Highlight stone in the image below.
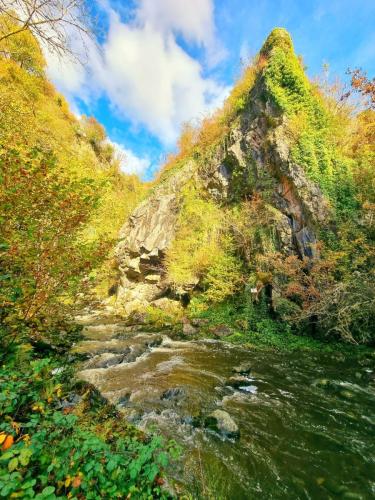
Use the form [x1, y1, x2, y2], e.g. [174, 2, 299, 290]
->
[117, 393, 131, 407]
[145, 274, 161, 283]
[211, 324, 233, 337]
[161, 387, 185, 401]
[59, 393, 82, 410]
[84, 351, 131, 369]
[182, 322, 197, 335]
[51, 367, 65, 375]
[190, 318, 210, 327]
[204, 410, 239, 438]
[227, 376, 251, 388]
[233, 361, 252, 374]
[126, 311, 147, 325]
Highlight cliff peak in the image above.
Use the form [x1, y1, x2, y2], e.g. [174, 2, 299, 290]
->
[260, 27, 294, 57]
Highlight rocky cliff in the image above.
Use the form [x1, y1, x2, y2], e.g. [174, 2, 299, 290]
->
[115, 28, 330, 315]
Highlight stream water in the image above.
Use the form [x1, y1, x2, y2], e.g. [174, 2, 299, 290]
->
[74, 313, 375, 499]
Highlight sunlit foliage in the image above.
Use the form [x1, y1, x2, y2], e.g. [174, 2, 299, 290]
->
[0, 17, 144, 325]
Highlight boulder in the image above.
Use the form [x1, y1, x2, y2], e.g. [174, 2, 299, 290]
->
[227, 375, 251, 388]
[204, 409, 239, 438]
[117, 393, 131, 407]
[233, 361, 252, 374]
[182, 322, 197, 335]
[161, 387, 185, 401]
[190, 318, 210, 327]
[210, 324, 233, 338]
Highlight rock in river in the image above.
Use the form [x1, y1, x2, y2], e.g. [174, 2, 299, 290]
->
[227, 375, 252, 388]
[233, 361, 252, 374]
[205, 410, 239, 439]
[161, 387, 185, 401]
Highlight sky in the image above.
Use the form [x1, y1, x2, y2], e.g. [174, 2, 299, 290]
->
[45, 0, 375, 179]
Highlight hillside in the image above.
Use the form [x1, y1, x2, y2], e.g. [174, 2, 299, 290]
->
[0, 14, 146, 323]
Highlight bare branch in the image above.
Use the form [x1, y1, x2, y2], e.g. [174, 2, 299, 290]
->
[0, 0, 94, 63]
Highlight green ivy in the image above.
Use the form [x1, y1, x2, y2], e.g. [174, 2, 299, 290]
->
[262, 28, 358, 218]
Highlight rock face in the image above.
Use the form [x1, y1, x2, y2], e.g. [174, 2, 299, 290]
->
[115, 30, 330, 315]
[226, 112, 329, 258]
[115, 165, 193, 313]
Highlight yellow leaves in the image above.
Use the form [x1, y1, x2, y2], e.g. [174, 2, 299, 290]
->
[43, 383, 63, 404]
[166, 185, 224, 286]
[10, 421, 20, 435]
[22, 434, 31, 445]
[32, 402, 45, 414]
[8, 457, 18, 472]
[256, 271, 273, 285]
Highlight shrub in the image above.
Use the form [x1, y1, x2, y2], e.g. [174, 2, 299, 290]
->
[165, 185, 223, 286]
[202, 249, 243, 303]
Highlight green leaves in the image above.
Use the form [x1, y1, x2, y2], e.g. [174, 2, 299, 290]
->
[19, 448, 32, 467]
[0, 349, 172, 499]
[35, 486, 55, 499]
[8, 457, 18, 472]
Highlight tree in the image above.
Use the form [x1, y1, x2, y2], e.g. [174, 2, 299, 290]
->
[0, 0, 92, 61]
[0, 12, 45, 72]
[341, 68, 375, 110]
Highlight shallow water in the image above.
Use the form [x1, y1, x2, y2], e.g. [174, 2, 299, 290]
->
[75, 316, 375, 499]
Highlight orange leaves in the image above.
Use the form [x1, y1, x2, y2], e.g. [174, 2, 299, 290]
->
[65, 473, 83, 489]
[154, 476, 165, 486]
[349, 69, 375, 109]
[63, 407, 75, 415]
[0, 433, 14, 451]
[72, 476, 82, 488]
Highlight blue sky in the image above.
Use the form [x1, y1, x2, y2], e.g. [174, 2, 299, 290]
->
[45, 0, 375, 179]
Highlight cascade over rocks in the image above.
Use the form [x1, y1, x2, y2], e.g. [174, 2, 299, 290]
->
[115, 29, 330, 314]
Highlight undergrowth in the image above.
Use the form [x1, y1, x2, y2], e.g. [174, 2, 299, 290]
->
[0, 326, 179, 499]
[186, 294, 372, 354]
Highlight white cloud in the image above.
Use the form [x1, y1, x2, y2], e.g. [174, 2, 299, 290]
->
[108, 140, 151, 176]
[135, 0, 227, 67]
[45, 51, 86, 95]
[136, 0, 215, 48]
[44, 0, 229, 145]
[96, 15, 228, 143]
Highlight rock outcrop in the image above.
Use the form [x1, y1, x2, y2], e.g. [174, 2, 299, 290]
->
[115, 164, 193, 313]
[115, 29, 330, 314]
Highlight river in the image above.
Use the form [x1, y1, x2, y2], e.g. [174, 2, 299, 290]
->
[74, 312, 375, 499]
